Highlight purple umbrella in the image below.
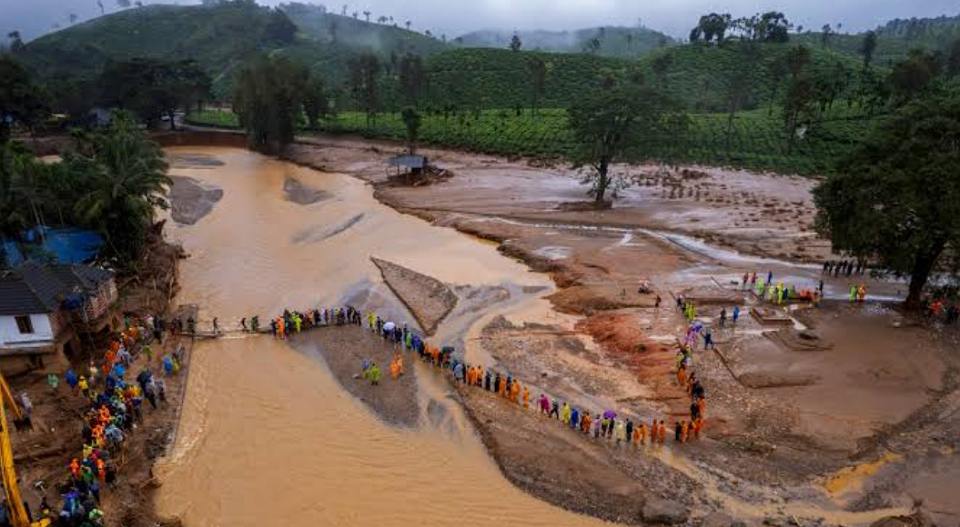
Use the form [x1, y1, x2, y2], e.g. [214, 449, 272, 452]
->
[603, 410, 617, 419]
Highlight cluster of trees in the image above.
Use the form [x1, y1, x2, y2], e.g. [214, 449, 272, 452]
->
[1, 55, 174, 268]
[1, 53, 213, 136]
[232, 56, 329, 153]
[689, 11, 791, 45]
[99, 58, 212, 129]
[0, 115, 170, 268]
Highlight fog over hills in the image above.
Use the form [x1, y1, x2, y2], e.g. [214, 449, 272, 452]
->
[3, 0, 958, 44]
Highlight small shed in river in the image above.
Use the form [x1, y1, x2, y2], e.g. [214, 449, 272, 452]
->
[387, 154, 428, 177]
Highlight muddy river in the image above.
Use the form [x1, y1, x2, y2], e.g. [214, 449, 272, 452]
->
[153, 147, 604, 526]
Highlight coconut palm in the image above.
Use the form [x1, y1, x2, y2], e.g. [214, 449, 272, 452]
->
[69, 112, 170, 265]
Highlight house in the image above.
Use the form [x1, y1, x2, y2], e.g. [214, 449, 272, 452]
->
[0, 262, 118, 374]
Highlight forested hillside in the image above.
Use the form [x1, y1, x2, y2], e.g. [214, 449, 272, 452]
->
[455, 26, 672, 58]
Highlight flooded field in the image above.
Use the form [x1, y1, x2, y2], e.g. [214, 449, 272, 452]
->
[153, 147, 600, 526]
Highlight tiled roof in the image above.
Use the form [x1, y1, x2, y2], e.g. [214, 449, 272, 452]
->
[0, 262, 114, 316]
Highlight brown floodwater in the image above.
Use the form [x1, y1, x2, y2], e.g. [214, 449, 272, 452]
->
[152, 147, 603, 526]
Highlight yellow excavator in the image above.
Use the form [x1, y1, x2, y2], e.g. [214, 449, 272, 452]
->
[0, 372, 51, 527]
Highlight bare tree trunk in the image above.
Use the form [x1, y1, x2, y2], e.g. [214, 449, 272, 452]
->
[595, 159, 610, 203]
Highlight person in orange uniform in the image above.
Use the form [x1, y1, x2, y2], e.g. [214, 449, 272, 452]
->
[522, 386, 530, 408]
[510, 379, 520, 403]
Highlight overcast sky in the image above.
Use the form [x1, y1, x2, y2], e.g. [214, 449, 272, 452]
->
[3, 0, 958, 43]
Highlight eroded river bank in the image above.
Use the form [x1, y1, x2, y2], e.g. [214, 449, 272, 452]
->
[154, 142, 959, 527]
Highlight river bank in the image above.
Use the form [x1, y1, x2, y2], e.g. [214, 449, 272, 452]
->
[147, 136, 959, 526]
[7, 226, 192, 527]
[275, 133, 959, 525]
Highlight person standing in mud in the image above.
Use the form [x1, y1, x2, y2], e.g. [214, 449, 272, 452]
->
[719, 308, 727, 327]
[484, 371, 492, 391]
[625, 419, 634, 444]
[550, 399, 560, 419]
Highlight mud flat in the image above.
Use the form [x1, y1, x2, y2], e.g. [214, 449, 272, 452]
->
[289, 326, 419, 427]
[168, 175, 224, 225]
[452, 380, 699, 525]
[372, 257, 458, 335]
[283, 176, 331, 205]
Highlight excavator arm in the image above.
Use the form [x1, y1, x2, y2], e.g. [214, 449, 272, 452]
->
[0, 372, 49, 527]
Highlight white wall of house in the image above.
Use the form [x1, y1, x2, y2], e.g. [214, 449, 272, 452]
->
[0, 313, 55, 348]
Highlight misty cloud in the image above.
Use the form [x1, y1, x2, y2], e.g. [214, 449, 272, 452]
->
[2, 0, 957, 43]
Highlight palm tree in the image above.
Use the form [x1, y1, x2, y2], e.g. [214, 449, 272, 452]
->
[0, 144, 31, 236]
[70, 113, 170, 265]
[363, 10, 370, 22]
[405, 20, 411, 30]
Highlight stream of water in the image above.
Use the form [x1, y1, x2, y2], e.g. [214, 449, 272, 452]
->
[152, 147, 603, 526]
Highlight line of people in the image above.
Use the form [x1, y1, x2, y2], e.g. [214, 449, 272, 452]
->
[823, 259, 868, 278]
[358, 307, 710, 449]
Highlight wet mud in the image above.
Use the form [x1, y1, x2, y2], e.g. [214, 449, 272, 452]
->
[156, 140, 960, 526]
[371, 257, 457, 335]
[168, 175, 224, 225]
[283, 176, 331, 205]
[289, 326, 420, 427]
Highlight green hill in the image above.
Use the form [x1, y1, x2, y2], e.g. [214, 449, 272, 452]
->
[792, 13, 960, 66]
[19, 2, 281, 83]
[455, 26, 673, 58]
[420, 48, 635, 110]
[281, 3, 448, 57]
[17, 1, 449, 98]
[636, 42, 870, 112]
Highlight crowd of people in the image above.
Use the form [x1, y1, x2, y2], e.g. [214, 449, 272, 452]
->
[290, 304, 713, 450]
[34, 315, 186, 527]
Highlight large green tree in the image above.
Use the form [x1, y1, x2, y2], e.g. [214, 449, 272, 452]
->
[814, 88, 960, 309]
[347, 53, 381, 127]
[302, 74, 328, 131]
[567, 83, 681, 203]
[99, 58, 211, 129]
[232, 56, 308, 153]
[0, 56, 48, 143]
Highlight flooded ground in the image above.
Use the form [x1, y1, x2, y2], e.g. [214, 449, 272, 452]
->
[153, 147, 601, 526]
[155, 141, 959, 526]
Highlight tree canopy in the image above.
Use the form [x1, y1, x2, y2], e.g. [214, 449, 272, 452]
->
[232, 55, 308, 153]
[98, 58, 211, 129]
[814, 87, 960, 308]
[0, 55, 49, 143]
[567, 82, 683, 203]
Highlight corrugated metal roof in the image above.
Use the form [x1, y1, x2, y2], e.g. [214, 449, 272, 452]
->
[387, 155, 427, 169]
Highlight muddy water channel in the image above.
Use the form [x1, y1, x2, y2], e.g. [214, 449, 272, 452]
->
[153, 147, 603, 526]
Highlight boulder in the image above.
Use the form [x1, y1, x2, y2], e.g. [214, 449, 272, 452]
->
[642, 498, 688, 525]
